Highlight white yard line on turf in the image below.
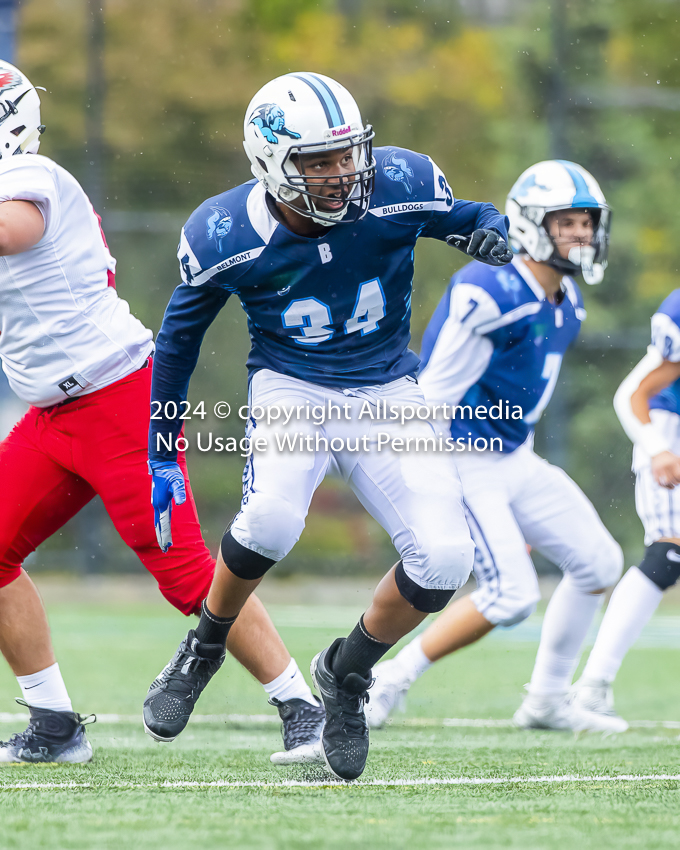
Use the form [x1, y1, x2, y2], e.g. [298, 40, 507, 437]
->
[1, 712, 679, 729]
[2, 774, 680, 791]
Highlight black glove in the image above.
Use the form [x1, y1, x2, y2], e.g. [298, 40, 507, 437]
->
[446, 230, 513, 266]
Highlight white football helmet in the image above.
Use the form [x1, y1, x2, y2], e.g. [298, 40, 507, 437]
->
[243, 72, 375, 227]
[0, 61, 44, 159]
[506, 160, 610, 284]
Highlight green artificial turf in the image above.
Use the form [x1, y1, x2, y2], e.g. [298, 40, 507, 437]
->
[1, 593, 679, 849]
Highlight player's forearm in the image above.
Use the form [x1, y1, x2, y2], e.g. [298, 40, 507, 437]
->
[148, 342, 200, 463]
[613, 347, 670, 456]
[450, 200, 509, 242]
[630, 386, 652, 425]
[148, 283, 228, 462]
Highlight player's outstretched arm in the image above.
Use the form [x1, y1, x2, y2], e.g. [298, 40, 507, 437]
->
[148, 283, 230, 551]
[0, 199, 45, 255]
[422, 188, 512, 266]
[614, 347, 680, 489]
[445, 200, 511, 265]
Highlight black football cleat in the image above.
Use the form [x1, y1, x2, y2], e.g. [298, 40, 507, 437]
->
[269, 696, 325, 765]
[143, 630, 225, 742]
[0, 699, 95, 764]
[311, 639, 372, 781]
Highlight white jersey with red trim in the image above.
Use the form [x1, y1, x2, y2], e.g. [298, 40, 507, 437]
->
[0, 154, 153, 407]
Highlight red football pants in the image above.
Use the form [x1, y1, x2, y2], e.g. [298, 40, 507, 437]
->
[0, 362, 214, 614]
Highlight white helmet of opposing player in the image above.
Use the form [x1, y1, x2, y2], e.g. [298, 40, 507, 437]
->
[0, 61, 44, 159]
[506, 160, 610, 284]
[243, 72, 375, 227]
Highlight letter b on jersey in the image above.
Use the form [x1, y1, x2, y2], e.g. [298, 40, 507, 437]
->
[318, 243, 332, 264]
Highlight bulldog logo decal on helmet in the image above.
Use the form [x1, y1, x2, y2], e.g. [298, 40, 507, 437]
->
[206, 206, 233, 253]
[383, 151, 414, 195]
[248, 104, 301, 145]
[515, 172, 550, 199]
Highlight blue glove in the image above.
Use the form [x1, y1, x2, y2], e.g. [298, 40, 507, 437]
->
[447, 230, 513, 266]
[149, 461, 186, 553]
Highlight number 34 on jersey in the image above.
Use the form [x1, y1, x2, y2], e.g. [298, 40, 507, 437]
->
[282, 278, 386, 345]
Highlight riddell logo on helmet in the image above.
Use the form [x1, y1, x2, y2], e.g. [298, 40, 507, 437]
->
[323, 123, 358, 141]
[0, 69, 21, 94]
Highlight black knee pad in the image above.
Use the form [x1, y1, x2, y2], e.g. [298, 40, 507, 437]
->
[638, 541, 680, 590]
[220, 530, 276, 580]
[395, 561, 456, 613]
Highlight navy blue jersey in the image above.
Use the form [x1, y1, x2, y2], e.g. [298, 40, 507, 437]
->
[419, 258, 585, 452]
[150, 146, 507, 461]
[649, 289, 680, 415]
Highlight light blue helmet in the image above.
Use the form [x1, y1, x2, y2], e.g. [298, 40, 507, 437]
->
[506, 160, 610, 284]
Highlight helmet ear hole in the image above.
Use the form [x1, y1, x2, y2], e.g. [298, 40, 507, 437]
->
[255, 156, 268, 174]
[10, 125, 25, 136]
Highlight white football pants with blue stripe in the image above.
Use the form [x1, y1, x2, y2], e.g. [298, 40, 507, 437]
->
[230, 369, 475, 592]
[460, 442, 623, 626]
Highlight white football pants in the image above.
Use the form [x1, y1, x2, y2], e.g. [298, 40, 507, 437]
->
[230, 370, 475, 591]
[459, 442, 623, 626]
[634, 409, 680, 545]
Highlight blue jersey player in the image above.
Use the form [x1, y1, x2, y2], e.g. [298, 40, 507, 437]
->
[572, 289, 680, 727]
[367, 161, 627, 734]
[141, 72, 512, 780]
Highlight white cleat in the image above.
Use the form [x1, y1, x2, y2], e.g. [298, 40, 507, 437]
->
[268, 697, 325, 766]
[270, 741, 323, 765]
[364, 658, 415, 730]
[572, 677, 629, 733]
[514, 691, 628, 734]
[513, 693, 575, 731]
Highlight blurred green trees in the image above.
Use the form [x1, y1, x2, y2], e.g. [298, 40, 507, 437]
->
[16, 0, 680, 572]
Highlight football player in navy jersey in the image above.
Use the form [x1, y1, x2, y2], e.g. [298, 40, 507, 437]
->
[367, 161, 627, 734]
[571, 291, 680, 726]
[142, 71, 512, 780]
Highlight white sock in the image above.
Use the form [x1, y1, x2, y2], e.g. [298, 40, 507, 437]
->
[582, 566, 664, 684]
[16, 662, 73, 712]
[394, 635, 433, 682]
[263, 658, 316, 706]
[528, 574, 604, 698]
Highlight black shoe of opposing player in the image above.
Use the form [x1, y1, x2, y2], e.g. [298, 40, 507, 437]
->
[269, 696, 325, 765]
[311, 639, 372, 781]
[0, 698, 95, 764]
[143, 629, 225, 742]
